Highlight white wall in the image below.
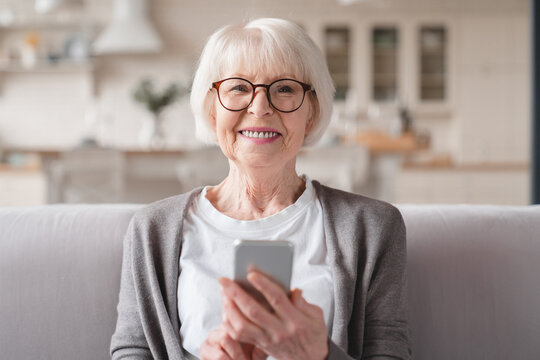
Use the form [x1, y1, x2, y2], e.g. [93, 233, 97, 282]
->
[0, 0, 531, 165]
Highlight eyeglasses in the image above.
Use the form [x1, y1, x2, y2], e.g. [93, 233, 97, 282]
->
[211, 77, 313, 113]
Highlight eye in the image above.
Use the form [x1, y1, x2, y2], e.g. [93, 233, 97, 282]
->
[272, 80, 301, 96]
[277, 86, 294, 93]
[221, 79, 252, 94]
[229, 84, 250, 93]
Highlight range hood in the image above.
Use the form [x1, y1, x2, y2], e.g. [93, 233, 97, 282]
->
[35, 0, 83, 13]
[93, 0, 162, 54]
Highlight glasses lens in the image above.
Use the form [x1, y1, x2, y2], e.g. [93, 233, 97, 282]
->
[269, 80, 305, 112]
[218, 78, 253, 111]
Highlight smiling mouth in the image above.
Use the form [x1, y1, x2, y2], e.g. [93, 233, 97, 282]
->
[239, 130, 281, 138]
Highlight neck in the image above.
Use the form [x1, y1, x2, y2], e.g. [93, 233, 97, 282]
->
[206, 159, 306, 220]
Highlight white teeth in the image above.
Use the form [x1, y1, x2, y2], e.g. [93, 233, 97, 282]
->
[241, 131, 278, 138]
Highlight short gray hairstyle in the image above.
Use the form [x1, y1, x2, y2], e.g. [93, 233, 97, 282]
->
[190, 18, 335, 146]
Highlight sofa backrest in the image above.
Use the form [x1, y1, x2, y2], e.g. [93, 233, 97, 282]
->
[0, 204, 141, 360]
[1, 204, 539, 359]
[398, 204, 540, 360]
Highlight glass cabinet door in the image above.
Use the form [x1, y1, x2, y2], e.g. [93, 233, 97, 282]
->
[419, 26, 446, 101]
[325, 27, 350, 100]
[372, 27, 398, 102]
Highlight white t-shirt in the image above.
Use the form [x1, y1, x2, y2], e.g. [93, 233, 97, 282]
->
[177, 177, 334, 359]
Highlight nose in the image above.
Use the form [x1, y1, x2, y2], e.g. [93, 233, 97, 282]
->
[247, 87, 273, 117]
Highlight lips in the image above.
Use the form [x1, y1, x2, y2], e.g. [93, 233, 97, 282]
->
[238, 127, 282, 139]
[239, 130, 280, 138]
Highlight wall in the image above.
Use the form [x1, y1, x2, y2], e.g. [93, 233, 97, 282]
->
[0, 0, 531, 165]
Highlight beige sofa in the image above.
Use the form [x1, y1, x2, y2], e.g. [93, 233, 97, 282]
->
[1, 202, 539, 359]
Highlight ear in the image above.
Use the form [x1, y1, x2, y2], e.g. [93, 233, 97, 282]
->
[304, 96, 318, 135]
[305, 115, 314, 135]
[209, 104, 217, 131]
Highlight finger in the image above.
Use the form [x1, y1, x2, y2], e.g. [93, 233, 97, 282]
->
[222, 294, 270, 345]
[247, 271, 297, 319]
[251, 345, 268, 360]
[291, 288, 325, 320]
[200, 337, 233, 360]
[207, 328, 224, 344]
[219, 278, 281, 330]
[291, 289, 310, 311]
[218, 332, 248, 360]
[208, 345, 233, 360]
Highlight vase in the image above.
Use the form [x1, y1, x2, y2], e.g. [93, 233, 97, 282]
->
[138, 113, 166, 150]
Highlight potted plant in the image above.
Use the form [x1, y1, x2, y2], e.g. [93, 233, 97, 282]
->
[132, 78, 184, 150]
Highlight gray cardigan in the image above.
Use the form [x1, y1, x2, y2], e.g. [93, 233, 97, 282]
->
[110, 181, 411, 359]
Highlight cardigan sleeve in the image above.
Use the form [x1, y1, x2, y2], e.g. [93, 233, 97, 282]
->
[325, 200, 411, 360]
[110, 218, 153, 359]
[359, 206, 411, 359]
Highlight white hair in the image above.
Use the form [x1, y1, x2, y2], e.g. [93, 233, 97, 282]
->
[190, 18, 335, 146]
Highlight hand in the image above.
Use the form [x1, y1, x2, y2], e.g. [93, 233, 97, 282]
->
[200, 319, 268, 360]
[219, 272, 328, 360]
[200, 326, 251, 360]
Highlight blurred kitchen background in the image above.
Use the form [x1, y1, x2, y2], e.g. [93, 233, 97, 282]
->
[0, 0, 531, 206]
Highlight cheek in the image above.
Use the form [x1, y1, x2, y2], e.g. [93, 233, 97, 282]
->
[214, 108, 235, 133]
[214, 112, 240, 159]
[281, 116, 309, 150]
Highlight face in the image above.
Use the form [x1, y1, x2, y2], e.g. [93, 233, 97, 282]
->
[210, 70, 314, 173]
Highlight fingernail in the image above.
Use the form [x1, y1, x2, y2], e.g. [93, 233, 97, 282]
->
[247, 271, 260, 281]
[219, 277, 231, 288]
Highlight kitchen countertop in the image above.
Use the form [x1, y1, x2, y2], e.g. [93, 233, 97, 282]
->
[3, 148, 187, 157]
[340, 130, 429, 154]
[0, 163, 42, 173]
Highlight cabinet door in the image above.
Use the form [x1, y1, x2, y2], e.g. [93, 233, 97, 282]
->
[372, 27, 399, 102]
[419, 26, 447, 101]
[0, 172, 46, 206]
[325, 27, 350, 100]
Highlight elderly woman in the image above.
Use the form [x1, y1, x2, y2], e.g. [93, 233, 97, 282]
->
[110, 18, 410, 360]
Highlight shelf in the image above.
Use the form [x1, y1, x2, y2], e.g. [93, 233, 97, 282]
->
[0, 58, 96, 96]
[420, 48, 444, 55]
[0, 15, 94, 31]
[374, 48, 398, 54]
[373, 73, 397, 83]
[0, 59, 94, 73]
[420, 73, 445, 81]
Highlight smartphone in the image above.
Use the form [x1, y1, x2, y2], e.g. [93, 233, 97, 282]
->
[233, 239, 294, 307]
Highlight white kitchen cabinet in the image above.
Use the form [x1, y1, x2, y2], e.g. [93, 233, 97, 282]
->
[0, 171, 46, 206]
[394, 166, 530, 205]
[323, 18, 453, 115]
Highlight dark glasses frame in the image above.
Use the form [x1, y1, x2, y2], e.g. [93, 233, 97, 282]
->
[211, 77, 314, 113]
